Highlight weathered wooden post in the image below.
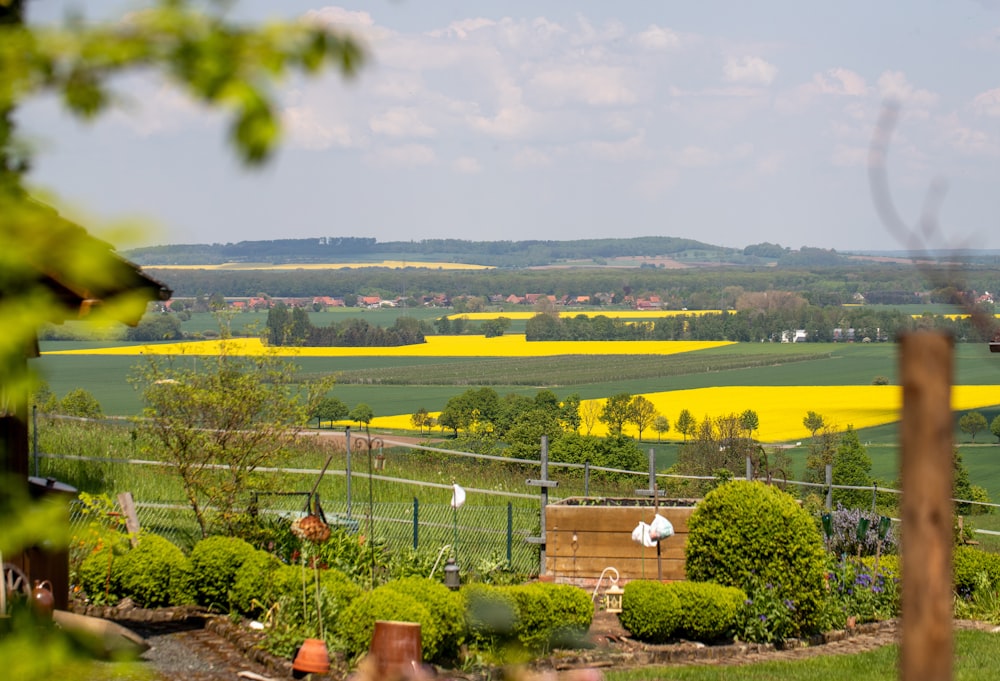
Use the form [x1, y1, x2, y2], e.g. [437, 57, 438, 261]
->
[899, 332, 953, 681]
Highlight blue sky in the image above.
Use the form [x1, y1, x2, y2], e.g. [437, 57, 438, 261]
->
[20, 1, 1000, 251]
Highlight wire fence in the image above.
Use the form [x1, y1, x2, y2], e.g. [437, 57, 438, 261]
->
[42, 415, 1000, 579]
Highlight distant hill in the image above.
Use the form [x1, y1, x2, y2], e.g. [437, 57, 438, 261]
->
[123, 236, 844, 268]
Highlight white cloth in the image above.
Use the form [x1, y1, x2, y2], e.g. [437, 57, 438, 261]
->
[450, 483, 466, 509]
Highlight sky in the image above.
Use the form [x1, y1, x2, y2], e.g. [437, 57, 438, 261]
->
[19, 1, 1000, 252]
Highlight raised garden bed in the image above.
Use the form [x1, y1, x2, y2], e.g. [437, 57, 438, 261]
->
[545, 497, 699, 588]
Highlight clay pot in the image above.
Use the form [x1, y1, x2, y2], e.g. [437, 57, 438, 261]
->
[31, 580, 54, 620]
[293, 637, 331, 674]
[370, 620, 422, 678]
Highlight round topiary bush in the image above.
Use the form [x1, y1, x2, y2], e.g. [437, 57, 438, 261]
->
[385, 577, 465, 661]
[231, 549, 283, 616]
[507, 582, 593, 652]
[670, 581, 745, 642]
[78, 540, 127, 605]
[684, 480, 828, 635]
[334, 585, 437, 662]
[461, 583, 519, 653]
[188, 535, 257, 611]
[271, 563, 363, 622]
[115, 533, 194, 608]
[618, 580, 680, 643]
[953, 545, 1000, 598]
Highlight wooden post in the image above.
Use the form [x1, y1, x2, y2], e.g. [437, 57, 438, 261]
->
[899, 332, 953, 681]
[117, 492, 141, 547]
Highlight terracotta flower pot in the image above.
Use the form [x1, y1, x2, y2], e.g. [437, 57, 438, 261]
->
[369, 620, 422, 678]
[293, 637, 331, 674]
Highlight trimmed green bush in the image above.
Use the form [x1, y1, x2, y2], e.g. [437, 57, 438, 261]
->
[685, 480, 828, 636]
[461, 583, 519, 652]
[507, 582, 593, 652]
[78, 540, 128, 605]
[231, 549, 283, 616]
[954, 545, 1000, 598]
[671, 581, 745, 642]
[618, 580, 681, 643]
[385, 577, 465, 660]
[115, 533, 193, 608]
[188, 535, 257, 611]
[335, 586, 438, 662]
[272, 564, 362, 616]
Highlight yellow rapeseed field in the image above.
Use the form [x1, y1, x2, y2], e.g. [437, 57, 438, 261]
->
[44, 336, 733, 358]
[150, 261, 491, 271]
[368, 385, 1000, 444]
[49, 338, 1000, 444]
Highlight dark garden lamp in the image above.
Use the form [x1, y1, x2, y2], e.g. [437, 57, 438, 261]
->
[877, 516, 892, 541]
[821, 513, 833, 540]
[444, 557, 460, 591]
[856, 517, 871, 542]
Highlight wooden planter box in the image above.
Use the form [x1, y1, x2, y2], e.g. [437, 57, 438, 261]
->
[544, 497, 698, 588]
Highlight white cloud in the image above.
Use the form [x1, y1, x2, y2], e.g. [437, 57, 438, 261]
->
[583, 133, 649, 162]
[512, 147, 553, 168]
[282, 106, 357, 150]
[972, 88, 1000, 116]
[808, 68, 869, 96]
[634, 24, 683, 51]
[528, 65, 636, 106]
[369, 107, 435, 138]
[877, 71, 938, 108]
[946, 122, 1000, 156]
[429, 18, 496, 40]
[830, 144, 868, 167]
[452, 156, 483, 174]
[676, 145, 720, 168]
[366, 143, 436, 167]
[723, 56, 777, 86]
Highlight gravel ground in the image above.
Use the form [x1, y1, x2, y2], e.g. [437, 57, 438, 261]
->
[87, 620, 280, 681]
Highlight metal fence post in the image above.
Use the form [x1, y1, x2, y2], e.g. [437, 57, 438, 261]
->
[746, 455, 753, 481]
[507, 502, 513, 565]
[413, 497, 419, 550]
[584, 460, 590, 497]
[345, 426, 352, 519]
[825, 463, 833, 510]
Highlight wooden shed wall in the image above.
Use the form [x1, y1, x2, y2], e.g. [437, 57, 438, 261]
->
[544, 502, 696, 588]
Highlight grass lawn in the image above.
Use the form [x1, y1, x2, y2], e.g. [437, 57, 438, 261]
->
[606, 628, 998, 680]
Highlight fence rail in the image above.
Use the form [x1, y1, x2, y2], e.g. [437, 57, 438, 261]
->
[47, 431, 1000, 578]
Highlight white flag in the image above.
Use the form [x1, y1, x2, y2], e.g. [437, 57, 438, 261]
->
[450, 483, 466, 509]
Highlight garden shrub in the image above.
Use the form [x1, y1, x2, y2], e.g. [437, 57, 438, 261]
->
[271, 564, 362, 627]
[953, 545, 1000, 598]
[78, 542, 126, 605]
[385, 577, 465, 660]
[733, 572, 799, 643]
[618, 580, 680, 643]
[461, 583, 519, 653]
[115, 533, 194, 608]
[685, 480, 828, 636]
[231, 549, 283, 616]
[188, 535, 257, 611]
[507, 582, 593, 652]
[334, 586, 439, 662]
[670, 581, 745, 642]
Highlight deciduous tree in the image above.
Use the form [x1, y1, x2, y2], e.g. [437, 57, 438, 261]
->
[676, 409, 696, 442]
[599, 392, 633, 436]
[627, 395, 658, 441]
[130, 343, 332, 536]
[959, 411, 988, 443]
